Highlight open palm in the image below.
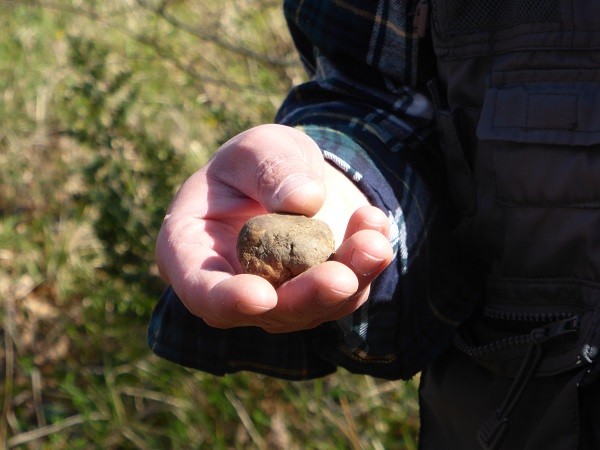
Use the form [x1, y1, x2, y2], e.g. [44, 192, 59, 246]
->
[156, 125, 393, 333]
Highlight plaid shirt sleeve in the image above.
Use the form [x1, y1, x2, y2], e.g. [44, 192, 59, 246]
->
[148, 0, 480, 380]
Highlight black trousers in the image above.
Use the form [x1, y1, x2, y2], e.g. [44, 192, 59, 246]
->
[419, 346, 600, 450]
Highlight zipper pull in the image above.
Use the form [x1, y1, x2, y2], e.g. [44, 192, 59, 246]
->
[413, 0, 429, 38]
[530, 315, 580, 344]
[580, 344, 599, 364]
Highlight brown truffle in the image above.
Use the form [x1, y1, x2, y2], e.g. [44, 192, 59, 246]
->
[236, 213, 335, 287]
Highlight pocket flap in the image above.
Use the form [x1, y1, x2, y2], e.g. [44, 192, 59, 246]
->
[477, 82, 600, 146]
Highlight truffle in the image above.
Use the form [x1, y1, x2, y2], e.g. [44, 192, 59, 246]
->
[237, 213, 335, 287]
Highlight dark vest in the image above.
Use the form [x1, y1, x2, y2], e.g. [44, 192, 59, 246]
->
[430, 0, 600, 375]
[420, 2, 600, 448]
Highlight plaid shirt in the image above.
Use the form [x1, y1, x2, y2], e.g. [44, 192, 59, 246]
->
[148, 0, 480, 380]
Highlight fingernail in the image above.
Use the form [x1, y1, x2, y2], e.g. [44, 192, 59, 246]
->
[361, 218, 387, 234]
[275, 174, 318, 204]
[351, 249, 385, 276]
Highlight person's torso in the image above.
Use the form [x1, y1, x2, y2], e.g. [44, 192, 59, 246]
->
[428, 0, 600, 375]
[420, 2, 600, 448]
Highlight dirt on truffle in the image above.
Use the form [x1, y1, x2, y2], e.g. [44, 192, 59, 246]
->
[236, 213, 335, 287]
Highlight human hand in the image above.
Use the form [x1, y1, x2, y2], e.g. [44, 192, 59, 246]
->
[155, 124, 393, 333]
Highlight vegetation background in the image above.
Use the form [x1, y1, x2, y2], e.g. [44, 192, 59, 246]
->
[0, 1, 420, 448]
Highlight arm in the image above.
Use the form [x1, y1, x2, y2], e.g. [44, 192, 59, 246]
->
[150, 0, 476, 380]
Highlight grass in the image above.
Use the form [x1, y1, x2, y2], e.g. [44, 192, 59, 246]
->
[0, 1, 420, 448]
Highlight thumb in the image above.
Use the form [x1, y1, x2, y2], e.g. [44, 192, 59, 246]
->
[208, 124, 326, 215]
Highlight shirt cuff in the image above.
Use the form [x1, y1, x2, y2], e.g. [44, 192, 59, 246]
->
[148, 286, 336, 380]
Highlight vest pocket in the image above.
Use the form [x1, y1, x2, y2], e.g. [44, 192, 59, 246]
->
[477, 81, 600, 208]
[456, 277, 600, 377]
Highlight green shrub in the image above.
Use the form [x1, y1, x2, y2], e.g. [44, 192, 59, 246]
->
[59, 35, 186, 317]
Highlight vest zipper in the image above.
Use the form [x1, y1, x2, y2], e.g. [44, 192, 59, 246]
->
[454, 310, 579, 359]
[483, 306, 576, 323]
[476, 316, 581, 450]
